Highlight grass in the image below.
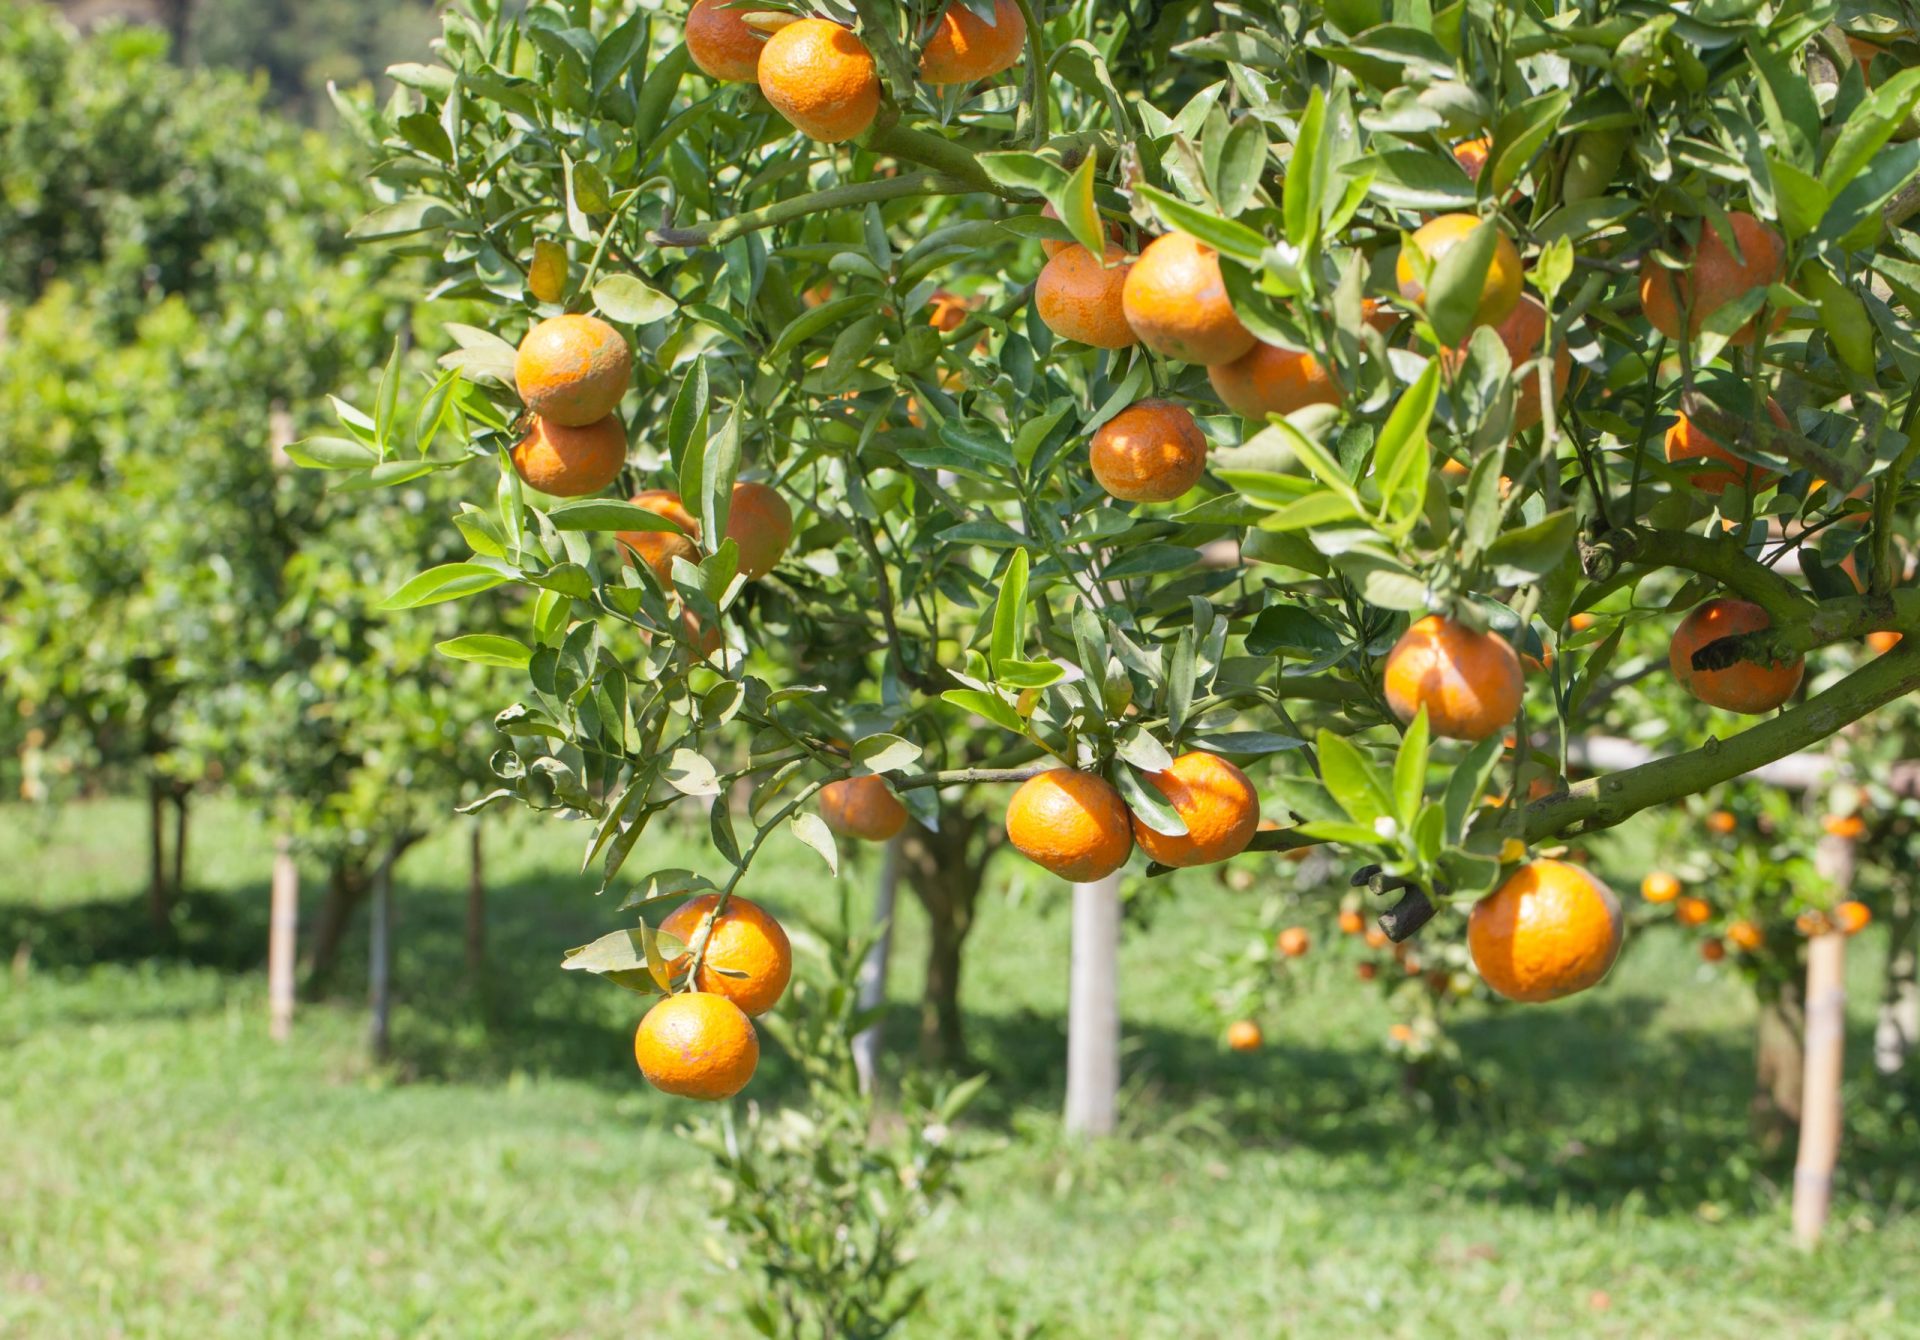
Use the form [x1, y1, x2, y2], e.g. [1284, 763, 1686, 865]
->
[2, 796, 1917, 1338]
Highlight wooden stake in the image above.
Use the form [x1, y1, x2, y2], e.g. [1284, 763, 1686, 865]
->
[1794, 833, 1853, 1249]
[853, 834, 902, 1095]
[268, 836, 298, 1043]
[368, 849, 394, 1062]
[1065, 871, 1122, 1138]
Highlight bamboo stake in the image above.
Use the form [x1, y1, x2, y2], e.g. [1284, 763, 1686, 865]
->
[1794, 833, 1853, 1249]
[1064, 871, 1122, 1137]
[852, 834, 902, 1096]
[268, 836, 298, 1042]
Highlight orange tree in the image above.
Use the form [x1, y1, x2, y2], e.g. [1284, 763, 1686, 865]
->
[314, 0, 1920, 1106]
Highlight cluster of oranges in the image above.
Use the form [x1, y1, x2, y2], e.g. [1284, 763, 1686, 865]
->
[1640, 864, 1873, 964]
[633, 893, 793, 1099]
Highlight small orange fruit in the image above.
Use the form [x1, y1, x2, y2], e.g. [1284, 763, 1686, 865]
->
[516, 314, 633, 426]
[1277, 927, 1310, 958]
[1665, 399, 1790, 494]
[926, 289, 972, 332]
[1726, 918, 1765, 952]
[512, 414, 627, 497]
[1467, 858, 1623, 1002]
[1868, 630, 1903, 654]
[1121, 232, 1256, 365]
[1382, 614, 1525, 742]
[1364, 927, 1390, 950]
[918, 0, 1026, 84]
[1357, 961, 1379, 981]
[617, 489, 701, 580]
[1036, 242, 1138, 349]
[1388, 1022, 1415, 1044]
[1639, 211, 1783, 347]
[1836, 900, 1872, 934]
[1706, 810, 1737, 835]
[1089, 399, 1208, 502]
[1822, 813, 1867, 841]
[1005, 769, 1134, 882]
[1226, 1019, 1263, 1051]
[660, 894, 793, 1016]
[1442, 295, 1570, 433]
[1569, 611, 1597, 633]
[1675, 895, 1712, 927]
[1670, 599, 1803, 714]
[1338, 909, 1365, 935]
[1130, 752, 1260, 868]
[1796, 908, 1833, 937]
[634, 991, 760, 1099]
[1700, 938, 1726, 963]
[758, 18, 879, 143]
[1453, 137, 1492, 181]
[1395, 213, 1524, 329]
[727, 480, 793, 580]
[1640, 871, 1682, 904]
[685, 0, 765, 82]
[1208, 341, 1341, 420]
[819, 774, 909, 842]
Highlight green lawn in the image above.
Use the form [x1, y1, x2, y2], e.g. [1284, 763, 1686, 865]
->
[2, 797, 1916, 1338]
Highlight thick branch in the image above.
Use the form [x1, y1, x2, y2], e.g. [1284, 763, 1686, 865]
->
[891, 764, 1050, 792]
[864, 123, 1006, 195]
[1523, 641, 1920, 841]
[1584, 526, 1816, 625]
[650, 172, 973, 247]
[1679, 392, 1856, 488]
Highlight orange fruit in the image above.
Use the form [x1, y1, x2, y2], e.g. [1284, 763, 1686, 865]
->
[1640, 871, 1682, 904]
[1361, 298, 1400, 336]
[1700, 938, 1726, 963]
[1382, 615, 1525, 742]
[1665, 399, 1789, 494]
[1669, 599, 1804, 714]
[1706, 809, 1737, 835]
[1039, 202, 1120, 259]
[1849, 36, 1884, 85]
[1675, 895, 1712, 927]
[1226, 1019, 1263, 1051]
[1442, 294, 1570, 432]
[1036, 243, 1138, 349]
[727, 480, 793, 580]
[918, 0, 1026, 84]
[1208, 341, 1341, 420]
[819, 774, 908, 841]
[1363, 927, 1390, 950]
[1338, 908, 1365, 935]
[1726, 918, 1764, 952]
[1796, 908, 1833, 937]
[1822, 813, 1867, 840]
[1357, 961, 1379, 981]
[512, 414, 627, 497]
[685, 0, 764, 82]
[1004, 769, 1134, 881]
[1120, 232, 1256, 365]
[1277, 927, 1310, 958]
[527, 240, 568, 304]
[515, 314, 632, 427]
[1467, 858, 1623, 1002]
[758, 18, 879, 143]
[1395, 214, 1524, 329]
[1868, 630, 1903, 654]
[926, 289, 972, 332]
[1089, 399, 1208, 502]
[1130, 752, 1259, 868]
[1836, 900, 1872, 934]
[660, 894, 793, 1016]
[1453, 137, 1491, 181]
[616, 489, 701, 580]
[1639, 211, 1783, 346]
[1388, 1022, 1415, 1044]
[634, 991, 759, 1099]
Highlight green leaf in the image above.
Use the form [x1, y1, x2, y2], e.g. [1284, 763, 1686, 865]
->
[1057, 152, 1105, 258]
[435, 635, 533, 668]
[767, 295, 876, 363]
[592, 274, 676, 325]
[941, 688, 1026, 734]
[1485, 508, 1577, 583]
[380, 563, 510, 610]
[1487, 89, 1570, 200]
[1391, 707, 1429, 828]
[1374, 361, 1438, 527]
[852, 734, 922, 774]
[548, 498, 685, 532]
[1822, 67, 1920, 195]
[1134, 185, 1268, 263]
[1422, 218, 1499, 347]
[1113, 762, 1188, 837]
[1316, 729, 1392, 826]
[1282, 86, 1327, 252]
[1215, 120, 1269, 218]
[989, 548, 1031, 676]
[1440, 736, 1503, 844]
[1770, 159, 1829, 240]
[788, 812, 839, 876]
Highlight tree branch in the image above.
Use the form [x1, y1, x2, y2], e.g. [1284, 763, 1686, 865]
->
[1584, 526, 1816, 625]
[863, 123, 1007, 195]
[650, 173, 974, 247]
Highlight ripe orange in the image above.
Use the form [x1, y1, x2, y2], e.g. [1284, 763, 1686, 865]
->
[1363, 927, 1390, 950]
[1836, 900, 1872, 934]
[515, 314, 632, 427]
[1796, 908, 1833, 937]
[1442, 294, 1570, 432]
[1208, 341, 1341, 420]
[1036, 243, 1138, 349]
[512, 415, 627, 497]
[1869, 630, 1903, 654]
[1453, 137, 1491, 181]
[1665, 399, 1789, 494]
[727, 480, 793, 580]
[1388, 1022, 1415, 1044]
[616, 489, 701, 580]
[1569, 611, 1597, 632]
[1039, 202, 1120, 259]
[685, 0, 764, 82]
[1357, 961, 1379, 981]
[1467, 858, 1623, 1002]
[1700, 938, 1726, 963]
[1121, 232, 1256, 365]
[918, 0, 1026, 84]
[1089, 399, 1208, 502]
[820, 774, 908, 841]
[1669, 599, 1803, 714]
[1639, 211, 1783, 346]
[1726, 918, 1764, 952]
[1675, 895, 1712, 927]
[634, 991, 759, 1099]
[1005, 769, 1134, 881]
[1130, 752, 1259, 868]
[926, 289, 972, 332]
[1338, 908, 1365, 935]
[1822, 813, 1867, 840]
[1395, 214, 1524, 329]
[1226, 1019, 1263, 1051]
[1276, 927, 1310, 958]
[1640, 871, 1682, 904]
[758, 18, 879, 143]
[1382, 615, 1525, 742]
[660, 894, 793, 1016]
[1706, 809, 1737, 835]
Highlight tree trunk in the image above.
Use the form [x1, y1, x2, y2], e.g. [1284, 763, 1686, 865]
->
[1065, 871, 1122, 1138]
[1753, 983, 1806, 1152]
[465, 819, 486, 979]
[1876, 882, 1917, 1076]
[303, 860, 368, 999]
[154, 0, 194, 56]
[170, 789, 189, 896]
[853, 834, 902, 1095]
[899, 809, 988, 1069]
[268, 836, 298, 1042]
[147, 777, 171, 933]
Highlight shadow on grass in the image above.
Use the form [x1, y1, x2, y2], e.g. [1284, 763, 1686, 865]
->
[8, 871, 1918, 1222]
